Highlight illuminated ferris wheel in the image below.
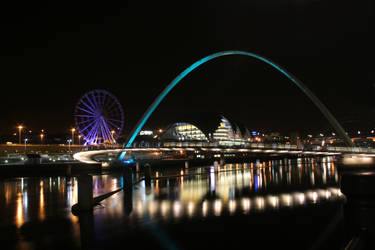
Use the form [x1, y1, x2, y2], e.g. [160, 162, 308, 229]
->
[74, 89, 124, 145]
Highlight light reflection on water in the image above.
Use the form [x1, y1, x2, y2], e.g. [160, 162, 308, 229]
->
[0, 156, 343, 248]
[96, 156, 342, 223]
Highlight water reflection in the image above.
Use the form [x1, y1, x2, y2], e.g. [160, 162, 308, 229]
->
[101, 156, 342, 222]
[0, 174, 122, 229]
[0, 156, 344, 249]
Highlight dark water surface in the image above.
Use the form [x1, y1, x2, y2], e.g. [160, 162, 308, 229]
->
[0, 157, 346, 250]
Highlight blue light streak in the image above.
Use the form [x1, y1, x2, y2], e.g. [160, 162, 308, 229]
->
[119, 50, 353, 161]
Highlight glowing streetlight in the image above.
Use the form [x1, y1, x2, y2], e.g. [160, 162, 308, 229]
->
[17, 125, 23, 144]
[24, 138, 28, 153]
[71, 128, 76, 145]
[78, 135, 81, 145]
[67, 139, 72, 153]
[40, 133, 44, 144]
[111, 130, 115, 143]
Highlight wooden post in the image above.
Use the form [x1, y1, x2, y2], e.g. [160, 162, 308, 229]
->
[78, 174, 93, 211]
[123, 166, 133, 192]
[144, 163, 151, 186]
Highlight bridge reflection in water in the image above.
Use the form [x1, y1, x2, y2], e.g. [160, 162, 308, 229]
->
[0, 156, 345, 249]
[121, 158, 341, 219]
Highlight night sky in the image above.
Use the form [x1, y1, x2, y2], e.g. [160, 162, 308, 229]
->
[1, 1, 374, 137]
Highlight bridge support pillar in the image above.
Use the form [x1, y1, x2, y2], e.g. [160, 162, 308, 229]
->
[77, 174, 93, 211]
[185, 161, 189, 169]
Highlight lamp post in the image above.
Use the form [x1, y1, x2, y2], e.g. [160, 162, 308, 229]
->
[78, 135, 81, 145]
[67, 139, 72, 153]
[17, 125, 23, 145]
[71, 128, 75, 145]
[24, 138, 28, 153]
[111, 130, 115, 143]
[40, 133, 44, 144]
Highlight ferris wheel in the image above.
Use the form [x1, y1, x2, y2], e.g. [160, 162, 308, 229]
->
[74, 89, 124, 145]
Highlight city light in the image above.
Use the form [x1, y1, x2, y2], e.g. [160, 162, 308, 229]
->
[24, 138, 28, 153]
[17, 125, 23, 144]
[71, 128, 76, 145]
[67, 139, 72, 153]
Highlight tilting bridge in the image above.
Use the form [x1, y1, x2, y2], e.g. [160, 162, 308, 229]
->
[73, 144, 375, 165]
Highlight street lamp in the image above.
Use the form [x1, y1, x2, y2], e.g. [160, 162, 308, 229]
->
[111, 130, 115, 143]
[40, 133, 44, 144]
[71, 128, 75, 145]
[67, 139, 72, 153]
[24, 138, 28, 153]
[17, 125, 23, 144]
[78, 135, 81, 145]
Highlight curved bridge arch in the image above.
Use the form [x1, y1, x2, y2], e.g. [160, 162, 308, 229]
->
[120, 50, 353, 159]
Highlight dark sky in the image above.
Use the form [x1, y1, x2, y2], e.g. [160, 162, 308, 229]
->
[0, 1, 374, 137]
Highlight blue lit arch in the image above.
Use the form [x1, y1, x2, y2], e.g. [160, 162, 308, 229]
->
[120, 50, 353, 160]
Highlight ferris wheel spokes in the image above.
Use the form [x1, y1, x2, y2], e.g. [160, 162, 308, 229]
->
[75, 89, 124, 145]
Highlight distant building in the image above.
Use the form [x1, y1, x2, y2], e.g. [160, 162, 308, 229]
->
[161, 114, 251, 147]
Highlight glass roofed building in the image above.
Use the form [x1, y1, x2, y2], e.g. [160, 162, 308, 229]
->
[161, 114, 250, 147]
[163, 122, 208, 142]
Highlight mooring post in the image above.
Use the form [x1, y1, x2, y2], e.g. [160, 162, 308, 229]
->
[123, 166, 133, 192]
[340, 171, 375, 248]
[79, 210, 94, 250]
[124, 186, 133, 215]
[144, 163, 152, 186]
[78, 174, 93, 211]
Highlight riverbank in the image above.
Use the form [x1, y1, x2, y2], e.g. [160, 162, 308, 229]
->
[0, 162, 101, 178]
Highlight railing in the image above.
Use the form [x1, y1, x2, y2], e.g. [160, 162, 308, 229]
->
[326, 146, 375, 154]
[162, 141, 298, 150]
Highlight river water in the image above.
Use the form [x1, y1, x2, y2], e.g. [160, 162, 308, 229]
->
[0, 156, 346, 250]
